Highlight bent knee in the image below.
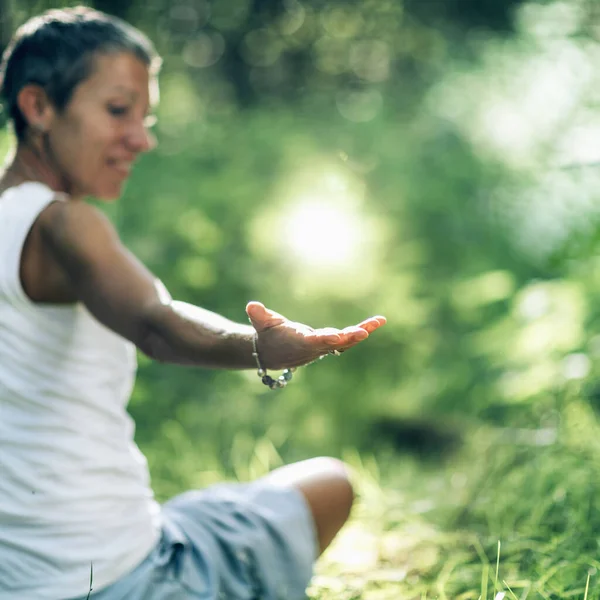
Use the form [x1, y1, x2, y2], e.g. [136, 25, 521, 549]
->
[305, 456, 353, 480]
[312, 457, 354, 499]
[295, 457, 355, 512]
[266, 457, 354, 503]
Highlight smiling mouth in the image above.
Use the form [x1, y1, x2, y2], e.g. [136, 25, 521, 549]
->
[108, 160, 133, 176]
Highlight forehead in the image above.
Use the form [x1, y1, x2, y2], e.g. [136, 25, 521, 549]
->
[75, 52, 157, 103]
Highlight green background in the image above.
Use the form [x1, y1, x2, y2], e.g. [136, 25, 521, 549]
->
[3, 1, 600, 597]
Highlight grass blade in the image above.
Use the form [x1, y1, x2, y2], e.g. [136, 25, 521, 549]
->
[494, 540, 501, 598]
[481, 562, 489, 600]
[86, 562, 93, 600]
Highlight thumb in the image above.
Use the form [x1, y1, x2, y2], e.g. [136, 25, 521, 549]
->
[246, 301, 285, 332]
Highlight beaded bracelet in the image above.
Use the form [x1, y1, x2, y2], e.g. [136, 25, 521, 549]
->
[252, 333, 296, 389]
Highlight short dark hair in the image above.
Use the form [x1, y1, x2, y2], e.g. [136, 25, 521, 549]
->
[0, 6, 161, 140]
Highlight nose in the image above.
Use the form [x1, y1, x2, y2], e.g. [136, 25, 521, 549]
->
[126, 120, 157, 154]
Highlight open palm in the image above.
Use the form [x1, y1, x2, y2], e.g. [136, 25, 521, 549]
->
[246, 301, 386, 371]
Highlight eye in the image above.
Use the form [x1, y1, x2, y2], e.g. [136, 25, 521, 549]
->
[108, 105, 129, 117]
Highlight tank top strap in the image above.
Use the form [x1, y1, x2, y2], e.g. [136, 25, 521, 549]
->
[0, 182, 62, 307]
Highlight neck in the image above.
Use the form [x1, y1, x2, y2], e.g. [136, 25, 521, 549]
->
[1, 137, 71, 196]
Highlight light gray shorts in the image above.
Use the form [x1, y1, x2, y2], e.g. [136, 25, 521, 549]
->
[82, 482, 318, 600]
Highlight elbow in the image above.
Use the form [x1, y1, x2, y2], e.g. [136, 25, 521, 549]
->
[136, 307, 172, 363]
[137, 326, 165, 362]
[136, 308, 195, 366]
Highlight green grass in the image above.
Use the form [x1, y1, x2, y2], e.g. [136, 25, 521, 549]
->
[305, 424, 600, 600]
[142, 398, 600, 600]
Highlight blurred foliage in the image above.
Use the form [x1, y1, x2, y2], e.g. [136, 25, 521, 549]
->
[2, 0, 600, 498]
[306, 417, 600, 598]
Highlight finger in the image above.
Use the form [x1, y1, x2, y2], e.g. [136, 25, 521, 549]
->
[336, 326, 369, 346]
[341, 325, 369, 337]
[356, 315, 387, 333]
[314, 325, 366, 344]
[246, 301, 286, 331]
[320, 328, 374, 355]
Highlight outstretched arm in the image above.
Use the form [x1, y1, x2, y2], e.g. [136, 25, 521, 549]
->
[39, 199, 385, 369]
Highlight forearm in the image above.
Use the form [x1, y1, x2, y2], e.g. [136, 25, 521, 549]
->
[139, 300, 257, 369]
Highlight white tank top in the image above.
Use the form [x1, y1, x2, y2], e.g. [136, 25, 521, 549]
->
[0, 183, 160, 599]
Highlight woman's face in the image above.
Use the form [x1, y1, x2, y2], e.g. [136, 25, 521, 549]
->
[44, 52, 157, 201]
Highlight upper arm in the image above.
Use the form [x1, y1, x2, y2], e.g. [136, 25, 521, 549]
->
[38, 199, 169, 346]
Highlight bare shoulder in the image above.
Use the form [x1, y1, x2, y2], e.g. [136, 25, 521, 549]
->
[31, 196, 164, 342]
[18, 198, 112, 303]
[39, 197, 117, 244]
[38, 198, 121, 267]
[18, 198, 121, 303]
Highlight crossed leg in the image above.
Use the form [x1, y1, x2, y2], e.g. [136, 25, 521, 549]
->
[263, 457, 355, 555]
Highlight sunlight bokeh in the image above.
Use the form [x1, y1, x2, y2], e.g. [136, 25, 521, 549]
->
[283, 199, 363, 269]
[247, 160, 386, 299]
[425, 0, 600, 264]
[252, 162, 380, 263]
[275, 165, 378, 275]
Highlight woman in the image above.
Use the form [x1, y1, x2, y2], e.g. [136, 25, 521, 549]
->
[0, 7, 385, 600]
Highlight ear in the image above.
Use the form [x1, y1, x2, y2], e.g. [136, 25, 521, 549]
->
[16, 84, 56, 133]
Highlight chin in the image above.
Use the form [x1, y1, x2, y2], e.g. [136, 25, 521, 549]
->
[93, 184, 124, 202]
[95, 192, 121, 202]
